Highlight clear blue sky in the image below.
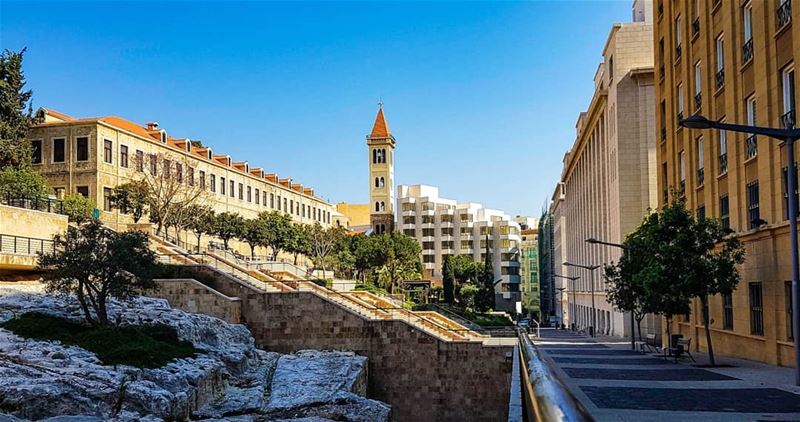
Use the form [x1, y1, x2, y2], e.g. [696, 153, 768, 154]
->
[1, 1, 631, 217]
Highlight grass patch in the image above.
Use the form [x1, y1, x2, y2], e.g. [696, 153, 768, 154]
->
[354, 282, 389, 296]
[1, 312, 197, 368]
[472, 313, 513, 327]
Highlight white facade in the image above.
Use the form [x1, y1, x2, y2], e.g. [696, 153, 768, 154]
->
[397, 184, 522, 313]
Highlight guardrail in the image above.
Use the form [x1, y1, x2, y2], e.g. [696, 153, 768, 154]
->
[0, 233, 54, 256]
[2, 195, 64, 215]
[517, 329, 593, 422]
[156, 252, 285, 293]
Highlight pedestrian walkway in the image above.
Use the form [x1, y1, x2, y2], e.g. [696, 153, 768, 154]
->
[534, 328, 800, 421]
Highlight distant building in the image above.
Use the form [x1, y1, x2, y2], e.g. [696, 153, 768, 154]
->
[397, 184, 522, 313]
[538, 207, 557, 322]
[519, 225, 540, 320]
[336, 202, 371, 231]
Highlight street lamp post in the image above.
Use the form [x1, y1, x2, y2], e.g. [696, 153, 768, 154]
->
[564, 262, 601, 337]
[586, 237, 637, 350]
[556, 287, 566, 329]
[554, 274, 580, 331]
[680, 114, 800, 385]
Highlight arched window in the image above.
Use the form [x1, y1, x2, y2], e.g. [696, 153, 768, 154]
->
[375, 177, 380, 188]
[379, 201, 385, 212]
[383, 149, 387, 163]
[379, 177, 385, 188]
[372, 149, 377, 164]
[375, 202, 381, 212]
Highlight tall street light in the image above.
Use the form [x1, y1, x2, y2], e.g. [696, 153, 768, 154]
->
[564, 262, 601, 337]
[556, 287, 566, 329]
[554, 274, 580, 331]
[586, 237, 637, 350]
[680, 114, 800, 385]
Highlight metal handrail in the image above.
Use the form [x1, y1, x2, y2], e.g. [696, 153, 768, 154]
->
[2, 195, 64, 215]
[0, 233, 55, 256]
[518, 329, 594, 422]
[530, 319, 541, 338]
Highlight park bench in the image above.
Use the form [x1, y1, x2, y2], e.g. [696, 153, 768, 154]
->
[665, 338, 696, 363]
[635, 333, 662, 354]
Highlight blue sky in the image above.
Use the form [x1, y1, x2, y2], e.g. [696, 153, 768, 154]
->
[1, 1, 631, 217]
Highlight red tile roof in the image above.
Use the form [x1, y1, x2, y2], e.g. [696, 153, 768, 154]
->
[369, 106, 391, 138]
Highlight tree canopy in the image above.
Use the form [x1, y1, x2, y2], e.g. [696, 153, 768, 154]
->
[0, 49, 41, 169]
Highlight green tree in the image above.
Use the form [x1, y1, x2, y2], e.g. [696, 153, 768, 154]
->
[212, 212, 244, 250]
[458, 284, 479, 316]
[259, 211, 293, 260]
[476, 235, 496, 312]
[374, 232, 422, 294]
[0, 49, 41, 169]
[240, 218, 269, 259]
[38, 220, 159, 326]
[186, 206, 213, 253]
[442, 255, 455, 304]
[111, 180, 150, 223]
[351, 233, 380, 281]
[309, 223, 345, 279]
[0, 166, 49, 198]
[286, 223, 312, 265]
[62, 194, 95, 223]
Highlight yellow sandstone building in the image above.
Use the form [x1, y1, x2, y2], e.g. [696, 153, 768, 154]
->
[656, 0, 797, 365]
[27, 109, 336, 234]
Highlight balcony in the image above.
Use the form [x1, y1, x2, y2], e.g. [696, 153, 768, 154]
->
[679, 180, 686, 196]
[697, 167, 705, 186]
[659, 64, 665, 80]
[694, 93, 702, 111]
[658, 1, 663, 17]
[782, 109, 796, 128]
[676, 44, 682, 60]
[742, 39, 754, 64]
[661, 127, 667, 141]
[692, 18, 700, 37]
[778, 0, 792, 29]
[715, 69, 725, 90]
[745, 135, 758, 159]
[719, 153, 728, 174]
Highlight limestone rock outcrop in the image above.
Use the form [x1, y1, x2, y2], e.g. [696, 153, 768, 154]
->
[0, 288, 390, 421]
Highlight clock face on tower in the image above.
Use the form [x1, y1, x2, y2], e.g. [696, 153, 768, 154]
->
[367, 104, 396, 234]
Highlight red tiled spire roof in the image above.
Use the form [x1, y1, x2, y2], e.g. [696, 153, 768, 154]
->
[369, 106, 391, 138]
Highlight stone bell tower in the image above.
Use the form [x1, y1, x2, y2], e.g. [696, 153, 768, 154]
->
[367, 102, 396, 235]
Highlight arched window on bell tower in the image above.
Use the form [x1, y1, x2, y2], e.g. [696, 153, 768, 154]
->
[375, 202, 380, 212]
[379, 177, 385, 188]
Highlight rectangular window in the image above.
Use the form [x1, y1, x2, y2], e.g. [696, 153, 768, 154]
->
[749, 282, 764, 336]
[199, 170, 206, 190]
[404, 229, 416, 237]
[175, 163, 183, 183]
[716, 35, 724, 72]
[720, 194, 730, 229]
[103, 187, 113, 211]
[782, 66, 796, 123]
[187, 167, 194, 186]
[290, 199, 294, 214]
[697, 205, 706, 220]
[264, 192, 268, 207]
[677, 83, 684, 119]
[120, 145, 128, 168]
[747, 181, 760, 229]
[746, 96, 757, 158]
[255, 188, 260, 205]
[676, 15, 683, 49]
[220, 177, 226, 195]
[694, 62, 702, 95]
[270, 193, 275, 208]
[230, 180, 235, 198]
[302, 204, 306, 217]
[136, 150, 144, 172]
[149, 154, 157, 175]
[76, 186, 89, 197]
[787, 281, 794, 341]
[53, 138, 66, 163]
[76, 137, 89, 162]
[461, 240, 471, 250]
[210, 174, 216, 193]
[679, 151, 686, 193]
[103, 140, 112, 164]
[239, 183, 244, 201]
[247, 186, 251, 202]
[722, 293, 734, 330]
[697, 137, 705, 185]
[283, 198, 287, 212]
[163, 160, 171, 180]
[743, 4, 753, 42]
[31, 140, 42, 164]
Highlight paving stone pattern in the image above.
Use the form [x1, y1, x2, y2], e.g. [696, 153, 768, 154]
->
[552, 357, 670, 365]
[563, 367, 738, 381]
[582, 387, 800, 413]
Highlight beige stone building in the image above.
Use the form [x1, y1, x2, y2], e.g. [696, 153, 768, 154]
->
[554, 0, 659, 337]
[26, 109, 336, 247]
[656, 0, 797, 366]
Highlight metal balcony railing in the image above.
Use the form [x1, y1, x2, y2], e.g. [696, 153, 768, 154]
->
[517, 329, 593, 422]
[677, 111, 684, 122]
[746, 135, 758, 159]
[782, 109, 796, 128]
[661, 127, 667, 141]
[2, 195, 64, 215]
[697, 167, 705, 186]
[680, 180, 686, 196]
[695, 93, 702, 111]
[719, 153, 728, 174]
[659, 64, 665, 80]
[715, 69, 725, 89]
[778, 0, 792, 29]
[745, 135, 758, 159]
[676, 44, 682, 59]
[0, 234, 54, 256]
[742, 39, 754, 63]
[658, 1, 663, 17]
[692, 18, 700, 37]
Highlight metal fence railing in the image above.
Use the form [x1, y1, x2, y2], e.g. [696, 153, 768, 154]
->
[517, 329, 593, 422]
[2, 195, 65, 215]
[0, 233, 54, 256]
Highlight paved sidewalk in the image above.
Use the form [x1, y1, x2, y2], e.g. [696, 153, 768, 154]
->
[534, 328, 800, 421]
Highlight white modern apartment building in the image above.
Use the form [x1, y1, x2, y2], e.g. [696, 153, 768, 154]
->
[397, 184, 522, 314]
[553, 0, 659, 337]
